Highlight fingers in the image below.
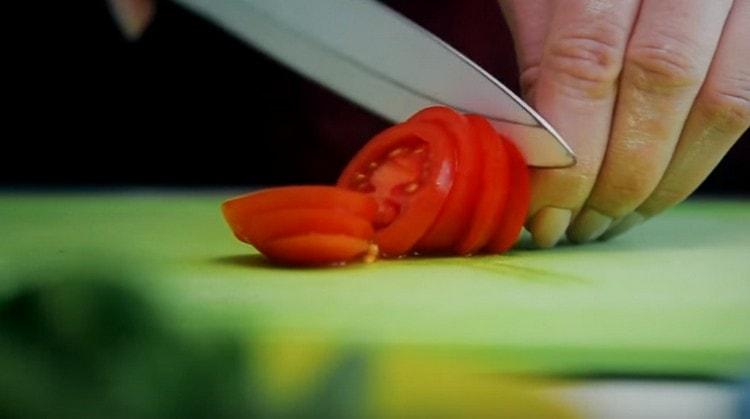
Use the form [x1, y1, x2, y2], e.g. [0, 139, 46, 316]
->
[523, 0, 640, 247]
[568, 0, 734, 243]
[604, 0, 750, 239]
[497, 0, 554, 101]
[107, 0, 156, 40]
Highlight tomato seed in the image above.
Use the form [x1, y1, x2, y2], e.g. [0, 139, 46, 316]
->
[403, 182, 418, 194]
[363, 243, 379, 263]
[388, 147, 406, 158]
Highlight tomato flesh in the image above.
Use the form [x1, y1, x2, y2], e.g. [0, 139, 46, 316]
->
[338, 121, 455, 257]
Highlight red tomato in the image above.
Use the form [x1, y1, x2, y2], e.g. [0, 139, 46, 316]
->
[409, 107, 482, 253]
[455, 115, 510, 255]
[222, 108, 531, 266]
[229, 208, 374, 247]
[486, 136, 531, 253]
[260, 234, 374, 266]
[338, 121, 456, 256]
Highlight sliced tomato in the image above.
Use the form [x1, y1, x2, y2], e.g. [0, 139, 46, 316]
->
[222, 186, 378, 225]
[338, 121, 456, 257]
[221, 186, 379, 265]
[485, 136, 531, 253]
[260, 234, 373, 266]
[408, 107, 482, 253]
[455, 115, 510, 255]
[229, 208, 374, 247]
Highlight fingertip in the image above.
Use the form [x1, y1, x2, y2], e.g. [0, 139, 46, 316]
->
[599, 212, 646, 241]
[527, 207, 571, 248]
[108, 0, 155, 41]
[567, 207, 613, 243]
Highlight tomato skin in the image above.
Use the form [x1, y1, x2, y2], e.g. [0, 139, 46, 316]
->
[222, 186, 378, 224]
[260, 234, 373, 266]
[454, 115, 510, 255]
[338, 121, 456, 257]
[485, 136, 531, 253]
[230, 208, 374, 247]
[409, 107, 482, 253]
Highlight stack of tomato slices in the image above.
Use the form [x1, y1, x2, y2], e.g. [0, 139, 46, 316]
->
[222, 106, 531, 266]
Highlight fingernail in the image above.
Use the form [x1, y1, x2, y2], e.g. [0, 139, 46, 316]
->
[567, 207, 613, 243]
[527, 207, 571, 248]
[599, 212, 646, 241]
[108, 0, 155, 40]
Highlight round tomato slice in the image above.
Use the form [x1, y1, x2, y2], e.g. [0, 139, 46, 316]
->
[222, 186, 378, 225]
[455, 115, 510, 255]
[260, 234, 374, 266]
[338, 121, 456, 257]
[408, 107, 482, 253]
[485, 136, 531, 253]
[228, 208, 374, 247]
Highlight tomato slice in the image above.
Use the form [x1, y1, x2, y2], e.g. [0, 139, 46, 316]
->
[455, 115, 510, 255]
[338, 121, 456, 257]
[260, 234, 374, 266]
[408, 107, 482, 253]
[485, 136, 531, 253]
[228, 208, 374, 247]
[222, 186, 379, 265]
[222, 186, 378, 225]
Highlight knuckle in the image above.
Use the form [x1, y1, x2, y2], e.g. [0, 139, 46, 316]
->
[626, 37, 705, 95]
[701, 75, 750, 133]
[543, 26, 624, 99]
[597, 171, 659, 213]
[519, 63, 541, 99]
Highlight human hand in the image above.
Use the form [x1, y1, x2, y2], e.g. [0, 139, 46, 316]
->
[499, 0, 749, 247]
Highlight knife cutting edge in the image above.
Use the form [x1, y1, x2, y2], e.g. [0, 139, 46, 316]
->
[173, 0, 576, 168]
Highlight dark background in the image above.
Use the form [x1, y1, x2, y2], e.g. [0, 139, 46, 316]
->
[5, 0, 748, 194]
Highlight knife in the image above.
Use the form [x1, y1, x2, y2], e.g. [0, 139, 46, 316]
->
[173, 0, 576, 168]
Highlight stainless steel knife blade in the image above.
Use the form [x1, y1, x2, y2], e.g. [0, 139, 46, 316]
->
[174, 0, 576, 167]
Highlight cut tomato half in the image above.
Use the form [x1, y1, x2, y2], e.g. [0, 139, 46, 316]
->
[338, 121, 456, 256]
[485, 136, 531, 253]
[229, 208, 374, 247]
[409, 107, 482, 253]
[455, 115, 510, 255]
[260, 234, 373, 266]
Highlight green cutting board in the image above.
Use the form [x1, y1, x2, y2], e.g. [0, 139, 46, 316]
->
[1, 192, 749, 379]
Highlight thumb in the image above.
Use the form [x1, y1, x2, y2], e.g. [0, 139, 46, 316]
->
[497, 0, 553, 103]
[108, 0, 156, 41]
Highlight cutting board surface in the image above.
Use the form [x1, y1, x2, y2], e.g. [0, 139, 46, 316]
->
[1, 193, 749, 378]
